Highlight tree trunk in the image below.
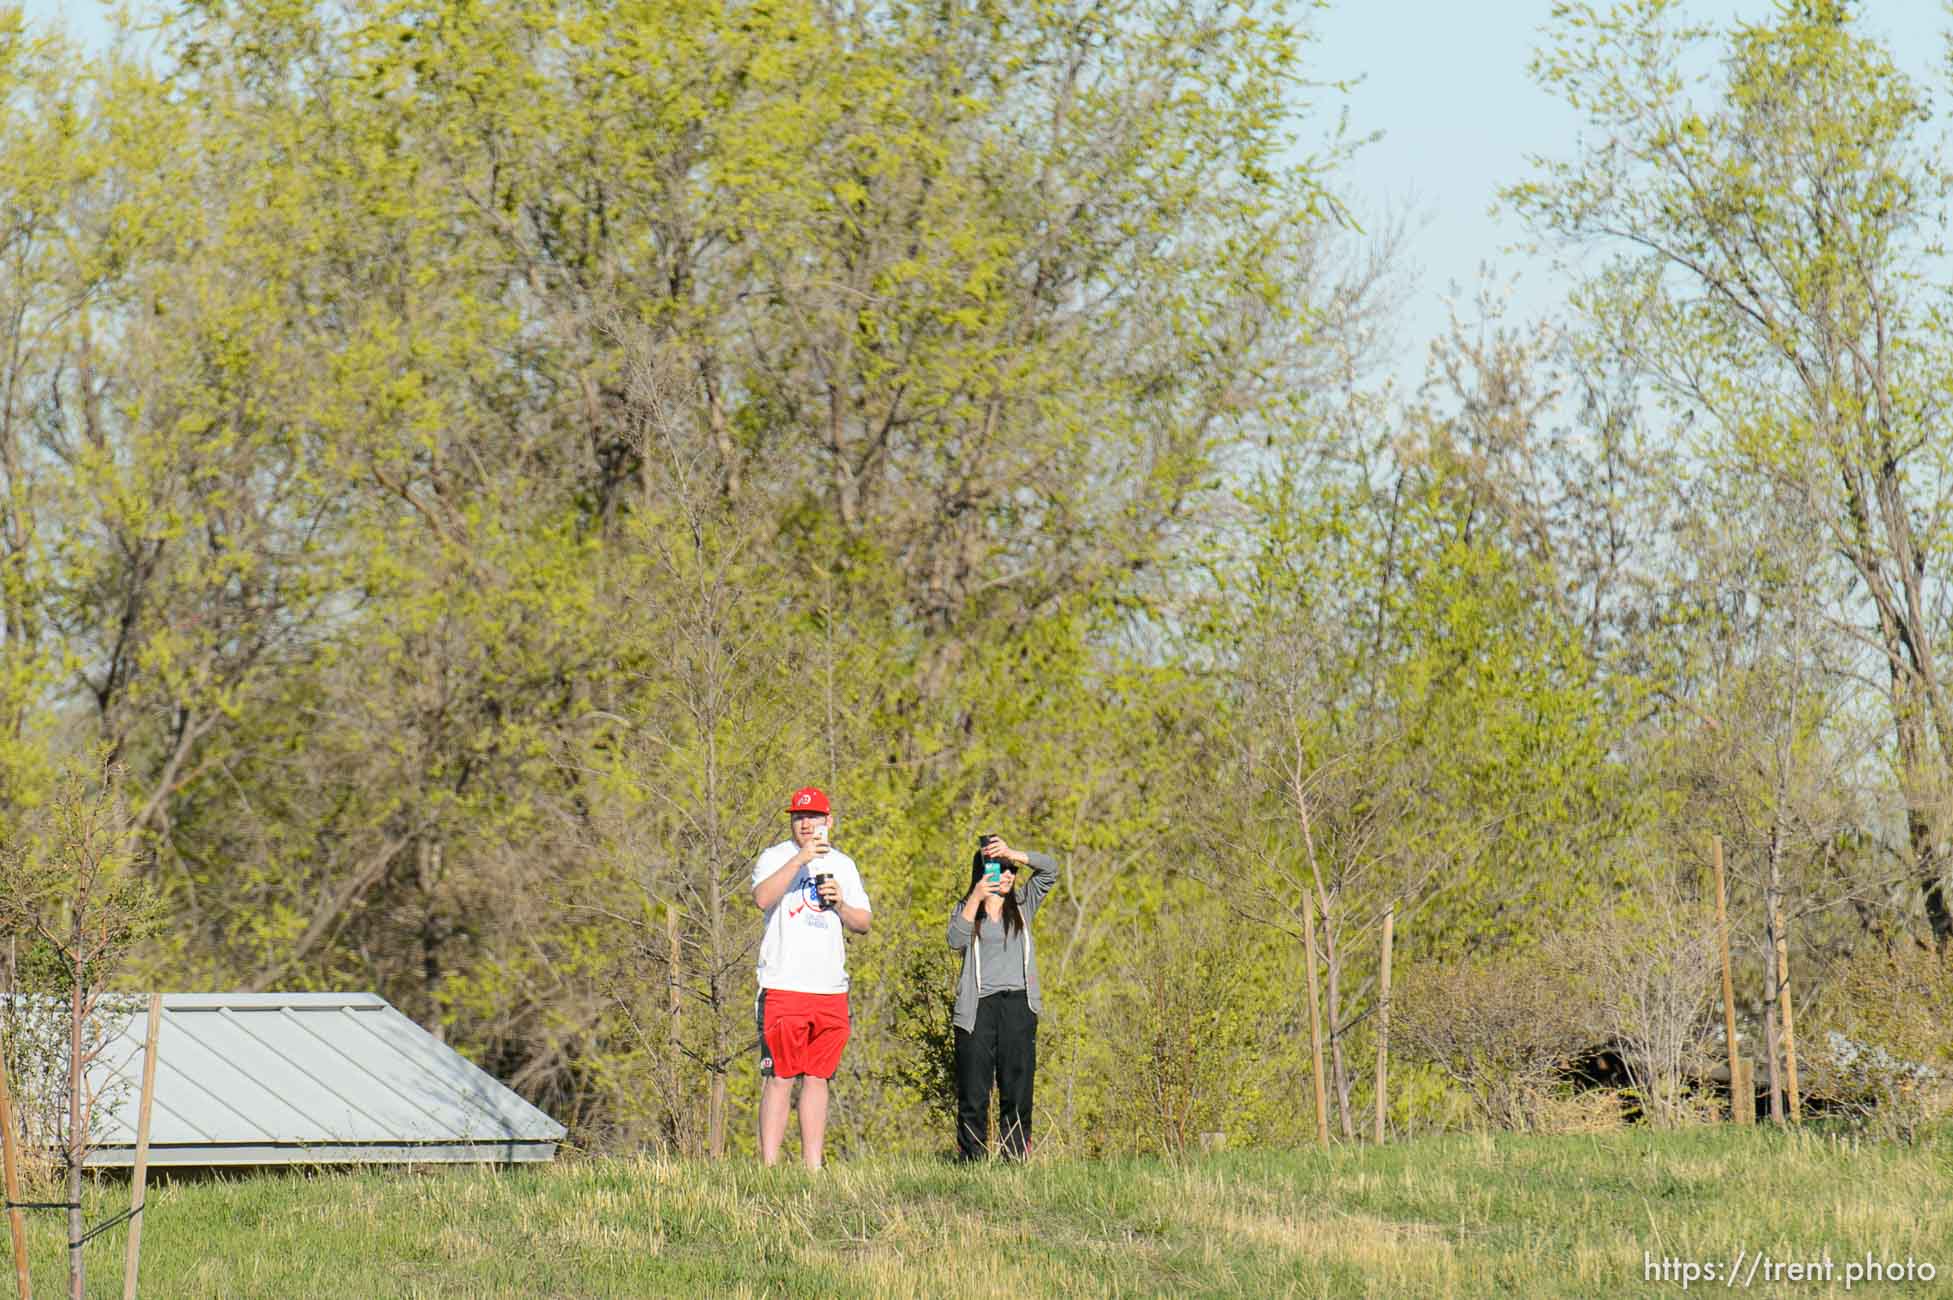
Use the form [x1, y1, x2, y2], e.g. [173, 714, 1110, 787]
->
[666, 904, 685, 1156]
[1318, 896, 1353, 1140]
[1891, 688, 1952, 948]
[1713, 838, 1739, 1121]
[1301, 902, 1328, 1148]
[1905, 802, 1949, 952]
[1311, 881, 1351, 1140]
[1847, 479, 1953, 949]
[67, 974, 84, 1300]
[1292, 785, 1333, 1145]
[418, 837, 446, 1039]
[707, 850, 727, 1160]
[1374, 905, 1393, 1144]
[1870, 445, 1953, 948]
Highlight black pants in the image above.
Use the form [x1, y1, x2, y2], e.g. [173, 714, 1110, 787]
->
[955, 989, 1036, 1159]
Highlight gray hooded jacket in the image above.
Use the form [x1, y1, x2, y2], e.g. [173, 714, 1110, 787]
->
[946, 851, 1059, 1033]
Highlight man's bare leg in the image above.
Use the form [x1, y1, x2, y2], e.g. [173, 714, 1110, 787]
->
[798, 1075, 830, 1168]
[760, 1075, 796, 1165]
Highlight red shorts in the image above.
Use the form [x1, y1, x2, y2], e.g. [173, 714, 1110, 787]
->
[756, 989, 850, 1080]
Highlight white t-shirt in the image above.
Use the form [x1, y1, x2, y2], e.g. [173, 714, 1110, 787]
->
[751, 840, 871, 993]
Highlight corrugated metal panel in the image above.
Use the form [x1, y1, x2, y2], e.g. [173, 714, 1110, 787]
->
[13, 993, 567, 1166]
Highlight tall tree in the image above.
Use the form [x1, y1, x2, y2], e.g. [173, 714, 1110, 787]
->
[1513, 0, 1953, 944]
[0, 0, 1377, 1153]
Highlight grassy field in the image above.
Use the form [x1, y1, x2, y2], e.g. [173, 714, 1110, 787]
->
[14, 1125, 1953, 1297]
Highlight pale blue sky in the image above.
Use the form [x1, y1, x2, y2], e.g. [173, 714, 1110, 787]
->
[20, 1, 1953, 380]
[1308, 1, 1946, 382]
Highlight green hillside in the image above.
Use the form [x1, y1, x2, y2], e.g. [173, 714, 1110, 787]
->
[19, 1126, 1952, 1298]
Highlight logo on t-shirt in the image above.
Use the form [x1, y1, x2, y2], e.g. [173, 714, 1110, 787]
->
[789, 873, 832, 920]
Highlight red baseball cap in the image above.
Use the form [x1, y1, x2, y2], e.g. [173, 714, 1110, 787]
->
[786, 786, 831, 815]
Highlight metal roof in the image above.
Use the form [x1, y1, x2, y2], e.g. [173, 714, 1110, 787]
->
[64, 993, 566, 1166]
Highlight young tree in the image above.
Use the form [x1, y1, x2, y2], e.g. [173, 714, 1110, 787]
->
[0, 755, 157, 1300]
[1582, 863, 1720, 1126]
[583, 336, 809, 1157]
[1198, 419, 1621, 1140]
[1655, 483, 1884, 1122]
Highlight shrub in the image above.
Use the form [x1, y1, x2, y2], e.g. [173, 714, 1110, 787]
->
[876, 936, 961, 1140]
[1806, 945, 1953, 1141]
[1577, 897, 1720, 1128]
[1103, 917, 1282, 1156]
[1394, 947, 1597, 1131]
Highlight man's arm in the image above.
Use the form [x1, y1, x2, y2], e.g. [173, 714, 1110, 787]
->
[835, 900, 872, 935]
[752, 846, 814, 910]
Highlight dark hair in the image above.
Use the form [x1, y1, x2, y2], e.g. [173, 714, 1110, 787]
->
[967, 850, 1024, 939]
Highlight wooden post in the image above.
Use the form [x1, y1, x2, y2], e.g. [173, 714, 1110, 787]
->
[1374, 904, 1393, 1144]
[1772, 895, 1801, 1122]
[0, 1033, 29, 1300]
[122, 995, 162, 1300]
[1302, 901, 1329, 1148]
[1712, 837, 1740, 1122]
[708, 1075, 726, 1160]
[1731, 1056, 1755, 1126]
[665, 906, 684, 1154]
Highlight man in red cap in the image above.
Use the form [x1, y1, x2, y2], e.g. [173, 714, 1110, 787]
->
[750, 785, 871, 1167]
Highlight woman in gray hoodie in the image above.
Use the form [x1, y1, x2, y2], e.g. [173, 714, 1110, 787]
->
[947, 833, 1059, 1160]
